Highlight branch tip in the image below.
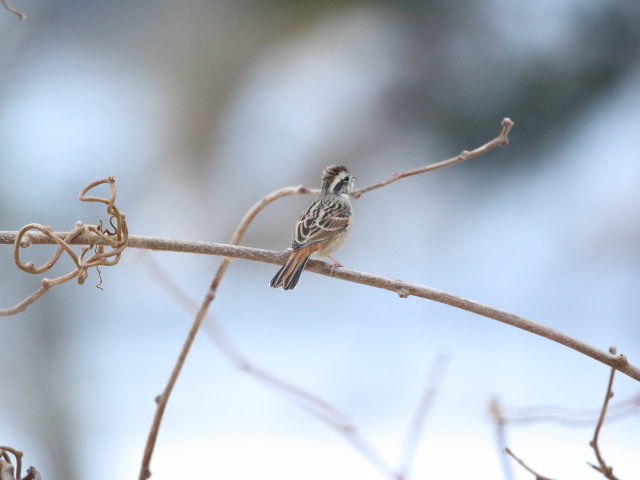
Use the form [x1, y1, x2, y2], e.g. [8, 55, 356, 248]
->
[350, 117, 515, 198]
[497, 118, 514, 146]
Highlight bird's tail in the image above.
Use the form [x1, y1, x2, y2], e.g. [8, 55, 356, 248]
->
[270, 249, 311, 290]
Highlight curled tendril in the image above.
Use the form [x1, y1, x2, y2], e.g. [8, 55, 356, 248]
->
[0, 445, 24, 480]
[1, 177, 128, 316]
[1, 0, 26, 20]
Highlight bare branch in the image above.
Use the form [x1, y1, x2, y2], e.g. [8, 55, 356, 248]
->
[504, 448, 558, 480]
[351, 118, 513, 199]
[1, 231, 639, 384]
[588, 347, 620, 480]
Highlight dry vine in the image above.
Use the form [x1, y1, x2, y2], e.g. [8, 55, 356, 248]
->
[0, 446, 40, 480]
[0, 176, 128, 316]
[0, 446, 22, 480]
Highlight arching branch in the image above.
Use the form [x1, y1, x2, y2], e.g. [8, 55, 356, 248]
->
[1, 231, 638, 384]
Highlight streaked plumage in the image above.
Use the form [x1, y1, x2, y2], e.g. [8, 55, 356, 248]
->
[270, 165, 356, 290]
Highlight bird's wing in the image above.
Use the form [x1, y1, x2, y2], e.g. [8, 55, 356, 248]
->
[292, 198, 351, 250]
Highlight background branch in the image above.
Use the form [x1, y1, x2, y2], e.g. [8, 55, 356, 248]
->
[398, 355, 449, 479]
[491, 393, 640, 426]
[504, 448, 557, 480]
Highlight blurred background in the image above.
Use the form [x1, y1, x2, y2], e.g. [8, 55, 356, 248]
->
[1, 1, 639, 479]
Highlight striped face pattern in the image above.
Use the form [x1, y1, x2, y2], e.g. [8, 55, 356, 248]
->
[322, 165, 356, 197]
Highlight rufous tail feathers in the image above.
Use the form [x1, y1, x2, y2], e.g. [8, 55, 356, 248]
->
[270, 248, 312, 290]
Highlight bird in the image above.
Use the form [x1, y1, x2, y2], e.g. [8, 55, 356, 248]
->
[270, 165, 356, 290]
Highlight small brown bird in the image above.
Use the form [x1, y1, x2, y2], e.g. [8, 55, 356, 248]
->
[270, 165, 356, 290]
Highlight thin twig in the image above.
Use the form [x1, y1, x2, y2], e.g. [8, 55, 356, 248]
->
[398, 355, 449, 479]
[504, 448, 558, 480]
[2, 231, 639, 384]
[1, 0, 25, 20]
[588, 347, 620, 480]
[350, 118, 513, 199]
[138, 298, 209, 480]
